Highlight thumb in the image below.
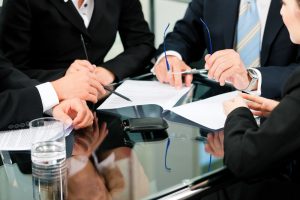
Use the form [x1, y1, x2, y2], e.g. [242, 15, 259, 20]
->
[54, 110, 73, 126]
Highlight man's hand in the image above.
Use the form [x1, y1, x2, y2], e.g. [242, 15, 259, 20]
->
[241, 93, 279, 117]
[223, 95, 248, 115]
[154, 55, 193, 89]
[204, 131, 224, 158]
[53, 98, 94, 129]
[66, 60, 96, 75]
[51, 71, 106, 103]
[94, 67, 115, 86]
[205, 49, 251, 90]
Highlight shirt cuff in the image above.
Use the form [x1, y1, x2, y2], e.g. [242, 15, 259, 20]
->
[246, 68, 262, 96]
[36, 82, 59, 112]
[151, 51, 183, 75]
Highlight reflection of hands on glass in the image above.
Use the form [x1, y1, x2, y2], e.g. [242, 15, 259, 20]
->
[98, 156, 126, 198]
[205, 50, 250, 90]
[154, 55, 193, 89]
[51, 70, 106, 103]
[73, 115, 108, 156]
[204, 131, 224, 158]
[68, 159, 113, 200]
[223, 95, 248, 115]
[97, 147, 149, 199]
[52, 98, 94, 129]
[66, 59, 96, 75]
[240, 93, 279, 117]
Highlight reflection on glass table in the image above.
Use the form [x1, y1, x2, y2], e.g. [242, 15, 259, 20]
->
[0, 77, 234, 200]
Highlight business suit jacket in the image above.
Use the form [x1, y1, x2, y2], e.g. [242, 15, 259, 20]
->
[223, 67, 300, 180]
[0, 53, 43, 130]
[157, 0, 300, 99]
[0, 0, 155, 82]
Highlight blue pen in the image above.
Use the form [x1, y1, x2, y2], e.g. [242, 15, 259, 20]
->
[163, 23, 171, 72]
[199, 18, 213, 55]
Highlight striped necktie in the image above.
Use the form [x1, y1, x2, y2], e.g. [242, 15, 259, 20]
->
[236, 0, 261, 68]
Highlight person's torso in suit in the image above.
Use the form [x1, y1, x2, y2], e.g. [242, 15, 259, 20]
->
[0, 0, 155, 82]
[159, 0, 300, 98]
[224, 67, 300, 180]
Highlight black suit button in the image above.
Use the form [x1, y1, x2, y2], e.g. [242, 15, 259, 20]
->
[8, 125, 14, 129]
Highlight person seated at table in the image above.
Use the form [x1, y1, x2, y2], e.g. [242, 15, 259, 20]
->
[0, 0, 155, 88]
[153, 0, 300, 99]
[205, 0, 300, 180]
[0, 52, 93, 130]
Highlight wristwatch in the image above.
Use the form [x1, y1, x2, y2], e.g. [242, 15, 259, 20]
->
[243, 68, 258, 92]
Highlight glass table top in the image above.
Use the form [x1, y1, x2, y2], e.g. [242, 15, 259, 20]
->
[0, 76, 235, 200]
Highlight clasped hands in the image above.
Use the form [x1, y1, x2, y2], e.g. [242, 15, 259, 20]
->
[51, 60, 115, 129]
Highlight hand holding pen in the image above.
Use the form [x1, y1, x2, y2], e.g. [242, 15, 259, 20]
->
[153, 55, 194, 89]
[80, 34, 131, 102]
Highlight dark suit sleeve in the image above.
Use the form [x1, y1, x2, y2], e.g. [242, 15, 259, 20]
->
[0, 52, 40, 91]
[0, 53, 44, 130]
[101, 0, 155, 80]
[155, 0, 206, 63]
[224, 73, 300, 178]
[0, 87, 43, 130]
[259, 64, 298, 99]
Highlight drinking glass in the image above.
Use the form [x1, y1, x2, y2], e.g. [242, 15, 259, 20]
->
[30, 117, 67, 200]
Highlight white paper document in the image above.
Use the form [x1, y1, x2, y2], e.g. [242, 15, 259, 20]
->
[0, 126, 73, 151]
[169, 91, 239, 130]
[98, 80, 192, 110]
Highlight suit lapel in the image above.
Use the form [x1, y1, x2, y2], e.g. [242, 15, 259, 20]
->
[222, 0, 240, 48]
[48, 0, 89, 36]
[88, 0, 105, 31]
[261, 0, 284, 66]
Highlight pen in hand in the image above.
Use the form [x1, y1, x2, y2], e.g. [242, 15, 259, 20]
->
[172, 68, 208, 75]
[80, 34, 132, 102]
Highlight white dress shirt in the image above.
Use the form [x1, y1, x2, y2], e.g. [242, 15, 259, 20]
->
[35, 0, 96, 113]
[71, 0, 94, 28]
[154, 0, 272, 95]
[36, 83, 59, 112]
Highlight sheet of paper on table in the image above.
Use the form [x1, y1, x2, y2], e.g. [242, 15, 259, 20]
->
[98, 80, 192, 111]
[169, 91, 239, 130]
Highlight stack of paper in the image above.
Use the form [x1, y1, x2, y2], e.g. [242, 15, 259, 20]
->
[0, 126, 73, 151]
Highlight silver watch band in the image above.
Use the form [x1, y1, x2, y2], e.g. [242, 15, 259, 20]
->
[243, 69, 258, 92]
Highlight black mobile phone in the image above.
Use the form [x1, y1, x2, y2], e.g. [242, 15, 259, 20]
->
[122, 117, 169, 132]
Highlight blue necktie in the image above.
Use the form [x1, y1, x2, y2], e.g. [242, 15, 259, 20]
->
[236, 0, 261, 68]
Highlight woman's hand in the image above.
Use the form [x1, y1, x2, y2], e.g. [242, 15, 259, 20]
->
[241, 93, 279, 117]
